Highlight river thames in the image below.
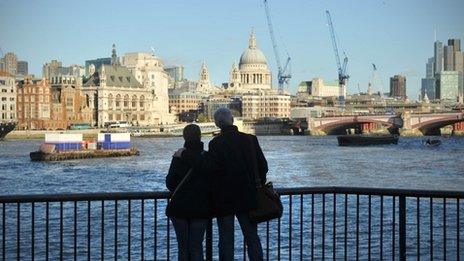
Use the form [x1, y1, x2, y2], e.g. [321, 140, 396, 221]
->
[0, 136, 463, 194]
[0, 136, 463, 260]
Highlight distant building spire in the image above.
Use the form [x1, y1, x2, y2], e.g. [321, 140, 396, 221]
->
[111, 43, 119, 66]
[249, 27, 257, 49]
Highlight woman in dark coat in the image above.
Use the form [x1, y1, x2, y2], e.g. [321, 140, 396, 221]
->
[166, 124, 211, 261]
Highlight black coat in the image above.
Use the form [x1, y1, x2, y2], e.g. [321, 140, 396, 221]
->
[184, 125, 268, 217]
[165, 141, 212, 219]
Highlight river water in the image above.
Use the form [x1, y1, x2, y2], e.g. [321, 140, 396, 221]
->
[0, 136, 463, 194]
[0, 136, 463, 260]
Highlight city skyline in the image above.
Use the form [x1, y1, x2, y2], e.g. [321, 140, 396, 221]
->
[1, 0, 463, 99]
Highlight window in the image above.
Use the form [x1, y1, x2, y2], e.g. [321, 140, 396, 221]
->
[132, 95, 137, 107]
[124, 95, 129, 107]
[139, 96, 145, 109]
[108, 94, 114, 108]
[115, 94, 121, 107]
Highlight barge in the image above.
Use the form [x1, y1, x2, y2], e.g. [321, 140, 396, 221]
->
[30, 133, 139, 161]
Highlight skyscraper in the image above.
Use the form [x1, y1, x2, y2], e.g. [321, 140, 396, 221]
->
[389, 75, 407, 99]
[444, 45, 455, 71]
[448, 39, 461, 52]
[42, 60, 62, 79]
[0, 53, 18, 75]
[434, 41, 444, 74]
[421, 57, 436, 99]
[17, 61, 28, 76]
[436, 71, 460, 101]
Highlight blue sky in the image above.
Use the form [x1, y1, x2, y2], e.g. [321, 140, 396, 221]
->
[1, 0, 463, 99]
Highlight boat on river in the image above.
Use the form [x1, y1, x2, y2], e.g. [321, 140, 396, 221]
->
[423, 139, 442, 147]
[30, 133, 139, 161]
[0, 122, 16, 140]
[337, 134, 399, 146]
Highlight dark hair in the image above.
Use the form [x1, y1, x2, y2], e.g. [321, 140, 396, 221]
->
[183, 124, 201, 141]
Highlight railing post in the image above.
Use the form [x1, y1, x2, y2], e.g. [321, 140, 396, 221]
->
[206, 219, 213, 261]
[399, 196, 406, 261]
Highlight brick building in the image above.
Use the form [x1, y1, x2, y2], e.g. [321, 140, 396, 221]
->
[16, 77, 55, 130]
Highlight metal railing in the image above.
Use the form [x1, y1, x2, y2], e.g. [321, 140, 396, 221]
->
[0, 187, 462, 260]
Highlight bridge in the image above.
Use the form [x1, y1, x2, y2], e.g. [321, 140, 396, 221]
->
[306, 112, 464, 135]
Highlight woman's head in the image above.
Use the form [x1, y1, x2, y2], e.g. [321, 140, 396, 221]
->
[183, 124, 201, 142]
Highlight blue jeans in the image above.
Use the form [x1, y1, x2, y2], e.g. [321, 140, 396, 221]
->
[171, 218, 209, 261]
[217, 213, 263, 261]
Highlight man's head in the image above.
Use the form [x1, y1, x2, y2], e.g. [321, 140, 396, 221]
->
[214, 108, 234, 129]
[183, 124, 201, 142]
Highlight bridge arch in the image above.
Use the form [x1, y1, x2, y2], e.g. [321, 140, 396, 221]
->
[317, 118, 395, 135]
[412, 115, 464, 135]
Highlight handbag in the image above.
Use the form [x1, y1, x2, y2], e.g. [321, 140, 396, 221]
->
[248, 136, 283, 223]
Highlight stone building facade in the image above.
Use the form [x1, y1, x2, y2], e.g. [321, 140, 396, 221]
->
[121, 52, 174, 124]
[50, 75, 93, 129]
[226, 29, 290, 120]
[0, 71, 16, 122]
[83, 45, 159, 127]
[227, 29, 272, 93]
[242, 91, 290, 119]
[168, 92, 202, 115]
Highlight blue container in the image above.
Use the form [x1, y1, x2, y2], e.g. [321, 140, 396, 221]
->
[99, 141, 131, 150]
[54, 142, 82, 151]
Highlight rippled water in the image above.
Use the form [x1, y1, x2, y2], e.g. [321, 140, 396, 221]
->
[0, 136, 463, 259]
[0, 136, 463, 194]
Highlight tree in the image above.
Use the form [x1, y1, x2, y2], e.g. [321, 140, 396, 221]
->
[196, 113, 208, 123]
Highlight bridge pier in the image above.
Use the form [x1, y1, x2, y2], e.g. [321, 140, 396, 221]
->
[399, 128, 424, 136]
[453, 122, 464, 135]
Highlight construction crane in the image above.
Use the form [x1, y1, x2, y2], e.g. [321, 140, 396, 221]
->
[264, 0, 291, 91]
[325, 10, 349, 105]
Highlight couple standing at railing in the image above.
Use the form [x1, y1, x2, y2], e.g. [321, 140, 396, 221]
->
[165, 108, 282, 261]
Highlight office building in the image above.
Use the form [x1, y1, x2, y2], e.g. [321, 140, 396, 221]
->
[0, 71, 16, 122]
[436, 71, 460, 101]
[444, 45, 455, 71]
[0, 53, 18, 75]
[165, 66, 184, 83]
[389, 75, 407, 99]
[434, 41, 444, 74]
[17, 61, 28, 76]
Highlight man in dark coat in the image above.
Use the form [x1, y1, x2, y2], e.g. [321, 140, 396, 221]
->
[208, 108, 268, 261]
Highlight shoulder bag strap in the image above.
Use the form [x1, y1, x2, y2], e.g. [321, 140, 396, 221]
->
[171, 167, 193, 199]
[170, 150, 205, 199]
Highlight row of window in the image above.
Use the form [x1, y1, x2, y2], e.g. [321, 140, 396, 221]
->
[242, 108, 289, 112]
[1, 113, 15, 120]
[1, 104, 15, 111]
[18, 87, 49, 94]
[109, 100, 145, 108]
[242, 98, 289, 101]
[18, 95, 49, 103]
[170, 100, 200, 104]
[108, 113, 146, 121]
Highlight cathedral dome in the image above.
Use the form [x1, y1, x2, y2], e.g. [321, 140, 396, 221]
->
[239, 29, 268, 66]
[239, 48, 267, 66]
